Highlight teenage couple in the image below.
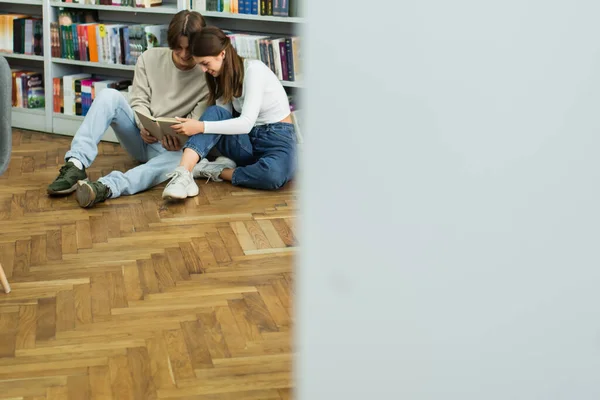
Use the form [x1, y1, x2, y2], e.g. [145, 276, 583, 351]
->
[47, 10, 297, 207]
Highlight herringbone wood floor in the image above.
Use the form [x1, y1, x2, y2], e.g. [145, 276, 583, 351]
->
[0, 129, 296, 399]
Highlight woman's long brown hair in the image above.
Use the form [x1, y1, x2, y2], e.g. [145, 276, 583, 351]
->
[190, 26, 244, 106]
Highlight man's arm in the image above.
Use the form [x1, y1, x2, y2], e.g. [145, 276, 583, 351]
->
[129, 55, 152, 130]
[184, 83, 210, 121]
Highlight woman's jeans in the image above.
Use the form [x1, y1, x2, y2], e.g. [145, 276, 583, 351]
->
[184, 105, 297, 190]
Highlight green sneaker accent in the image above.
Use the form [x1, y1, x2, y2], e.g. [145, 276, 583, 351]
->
[75, 181, 111, 208]
[47, 161, 87, 195]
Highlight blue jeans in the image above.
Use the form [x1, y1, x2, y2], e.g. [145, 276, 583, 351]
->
[184, 105, 297, 190]
[64, 89, 183, 198]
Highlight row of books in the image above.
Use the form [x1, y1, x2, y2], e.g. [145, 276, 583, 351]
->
[11, 69, 45, 109]
[51, 22, 168, 65]
[191, 0, 303, 17]
[51, 10, 168, 64]
[0, 14, 44, 55]
[53, 73, 132, 116]
[227, 32, 301, 82]
[50, 23, 302, 83]
[54, 0, 164, 7]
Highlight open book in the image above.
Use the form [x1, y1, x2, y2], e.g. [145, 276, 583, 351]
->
[135, 110, 189, 145]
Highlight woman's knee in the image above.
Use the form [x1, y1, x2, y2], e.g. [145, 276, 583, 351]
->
[264, 175, 288, 190]
[260, 164, 293, 190]
[200, 105, 232, 122]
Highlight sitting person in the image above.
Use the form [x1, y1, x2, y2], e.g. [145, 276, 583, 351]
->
[161, 25, 297, 200]
[47, 10, 210, 208]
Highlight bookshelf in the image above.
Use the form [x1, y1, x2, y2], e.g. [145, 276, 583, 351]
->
[51, 57, 137, 71]
[1, 0, 43, 5]
[12, 107, 45, 131]
[48, 1, 180, 14]
[1, 0, 303, 143]
[1, 52, 44, 61]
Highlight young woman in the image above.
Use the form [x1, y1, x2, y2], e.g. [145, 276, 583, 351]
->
[162, 25, 297, 200]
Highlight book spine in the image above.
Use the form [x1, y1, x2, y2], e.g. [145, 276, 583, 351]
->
[33, 19, 43, 56]
[291, 36, 301, 81]
[267, 39, 275, 74]
[285, 37, 294, 81]
[53, 77, 61, 113]
[72, 24, 79, 60]
[60, 25, 66, 58]
[12, 19, 21, 54]
[21, 74, 29, 107]
[279, 41, 288, 81]
[75, 79, 83, 115]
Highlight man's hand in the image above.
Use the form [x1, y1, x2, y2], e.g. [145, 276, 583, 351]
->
[172, 118, 204, 136]
[161, 135, 183, 151]
[140, 127, 158, 144]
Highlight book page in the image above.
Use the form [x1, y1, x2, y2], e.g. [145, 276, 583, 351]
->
[157, 120, 190, 145]
[135, 110, 164, 140]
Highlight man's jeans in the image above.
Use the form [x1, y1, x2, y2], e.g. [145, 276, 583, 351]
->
[64, 88, 182, 198]
[183, 105, 297, 190]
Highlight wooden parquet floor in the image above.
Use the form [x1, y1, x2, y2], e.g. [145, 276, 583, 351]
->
[0, 129, 297, 399]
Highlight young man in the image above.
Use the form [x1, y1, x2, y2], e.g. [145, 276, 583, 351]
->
[47, 10, 209, 208]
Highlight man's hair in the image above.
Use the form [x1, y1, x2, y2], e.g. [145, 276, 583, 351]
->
[167, 10, 206, 50]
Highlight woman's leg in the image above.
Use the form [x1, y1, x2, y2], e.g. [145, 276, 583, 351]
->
[162, 105, 233, 200]
[217, 123, 297, 190]
[191, 133, 256, 182]
[182, 105, 232, 163]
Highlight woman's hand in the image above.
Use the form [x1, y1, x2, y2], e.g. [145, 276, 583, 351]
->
[140, 127, 158, 144]
[171, 118, 204, 136]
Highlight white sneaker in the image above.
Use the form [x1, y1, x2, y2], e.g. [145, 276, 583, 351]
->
[162, 166, 199, 200]
[193, 156, 237, 182]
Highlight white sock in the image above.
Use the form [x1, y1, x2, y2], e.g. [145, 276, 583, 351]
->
[68, 157, 83, 170]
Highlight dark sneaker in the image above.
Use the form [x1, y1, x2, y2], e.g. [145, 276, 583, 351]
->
[47, 161, 87, 195]
[75, 180, 111, 208]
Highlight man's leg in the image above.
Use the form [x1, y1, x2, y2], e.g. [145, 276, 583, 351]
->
[66, 88, 149, 165]
[48, 89, 149, 195]
[75, 143, 182, 208]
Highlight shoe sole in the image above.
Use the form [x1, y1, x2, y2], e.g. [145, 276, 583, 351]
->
[75, 181, 96, 208]
[47, 179, 88, 195]
[162, 187, 200, 201]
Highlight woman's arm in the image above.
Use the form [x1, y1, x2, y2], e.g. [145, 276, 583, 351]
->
[172, 65, 266, 136]
[171, 100, 234, 136]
